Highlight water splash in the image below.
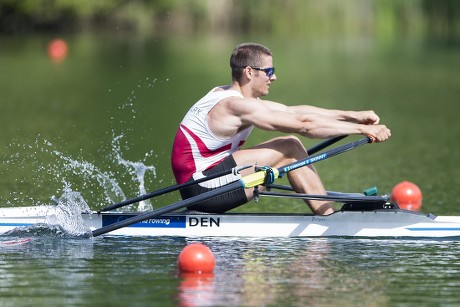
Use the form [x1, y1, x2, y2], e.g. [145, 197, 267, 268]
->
[2, 77, 159, 214]
[4, 183, 93, 238]
[2, 134, 157, 213]
[46, 183, 93, 237]
[111, 134, 156, 211]
[49, 144, 127, 206]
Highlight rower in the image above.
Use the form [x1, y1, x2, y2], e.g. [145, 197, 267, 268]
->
[171, 42, 391, 215]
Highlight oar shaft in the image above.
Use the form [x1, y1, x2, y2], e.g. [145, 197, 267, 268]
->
[306, 135, 347, 155]
[98, 165, 250, 213]
[279, 137, 371, 177]
[92, 180, 243, 237]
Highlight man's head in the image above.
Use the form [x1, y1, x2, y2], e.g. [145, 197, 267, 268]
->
[230, 43, 273, 83]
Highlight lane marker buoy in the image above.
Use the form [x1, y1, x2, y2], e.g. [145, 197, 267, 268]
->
[391, 181, 422, 211]
[178, 243, 215, 274]
[48, 38, 68, 62]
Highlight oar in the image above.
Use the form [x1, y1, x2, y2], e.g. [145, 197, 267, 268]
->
[306, 135, 347, 155]
[91, 136, 373, 237]
[276, 136, 372, 178]
[97, 165, 251, 213]
[97, 136, 345, 213]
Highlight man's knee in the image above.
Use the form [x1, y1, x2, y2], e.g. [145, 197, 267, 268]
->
[274, 136, 307, 158]
[281, 135, 306, 151]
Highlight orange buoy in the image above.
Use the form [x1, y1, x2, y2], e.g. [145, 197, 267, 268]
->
[178, 243, 215, 274]
[48, 38, 68, 62]
[391, 181, 422, 211]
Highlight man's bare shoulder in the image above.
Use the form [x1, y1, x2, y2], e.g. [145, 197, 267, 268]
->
[224, 97, 288, 113]
[219, 96, 261, 113]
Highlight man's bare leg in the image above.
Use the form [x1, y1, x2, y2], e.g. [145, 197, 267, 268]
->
[233, 136, 334, 215]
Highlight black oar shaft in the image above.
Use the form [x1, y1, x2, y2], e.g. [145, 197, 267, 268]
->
[92, 180, 243, 237]
[98, 165, 250, 213]
[306, 135, 347, 155]
[279, 137, 371, 177]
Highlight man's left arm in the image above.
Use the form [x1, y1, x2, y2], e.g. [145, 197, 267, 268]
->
[288, 105, 380, 125]
[260, 100, 381, 126]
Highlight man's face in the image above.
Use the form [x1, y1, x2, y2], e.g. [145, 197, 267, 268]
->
[251, 55, 276, 97]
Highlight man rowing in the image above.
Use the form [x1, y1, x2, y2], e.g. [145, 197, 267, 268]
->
[171, 42, 391, 215]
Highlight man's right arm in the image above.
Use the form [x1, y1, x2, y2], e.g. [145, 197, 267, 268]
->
[233, 98, 391, 142]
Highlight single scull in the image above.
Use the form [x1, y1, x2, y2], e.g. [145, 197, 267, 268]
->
[1, 204, 459, 238]
[3, 137, 457, 239]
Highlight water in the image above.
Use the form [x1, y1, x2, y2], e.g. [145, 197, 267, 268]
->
[1, 29, 460, 305]
[0, 236, 459, 306]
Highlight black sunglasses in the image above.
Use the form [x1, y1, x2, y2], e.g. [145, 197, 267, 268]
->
[243, 66, 276, 78]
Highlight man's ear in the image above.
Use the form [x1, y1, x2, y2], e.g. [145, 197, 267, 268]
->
[244, 67, 253, 80]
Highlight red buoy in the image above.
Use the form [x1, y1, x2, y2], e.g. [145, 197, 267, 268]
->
[391, 181, 422, 211]
[48, 39, 68, 62]
[178, 243, 215, 274]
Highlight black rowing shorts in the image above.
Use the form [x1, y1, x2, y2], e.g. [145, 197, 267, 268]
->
[180, 155, 248, 213]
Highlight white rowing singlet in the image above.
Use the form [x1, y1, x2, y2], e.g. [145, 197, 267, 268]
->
[171, 87, 253, 184]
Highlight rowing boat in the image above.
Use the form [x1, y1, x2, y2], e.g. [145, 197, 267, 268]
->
[3, 137, 457, 239]
[1, 204, 460, 238]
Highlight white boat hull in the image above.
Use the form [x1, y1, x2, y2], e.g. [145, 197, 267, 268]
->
[1, 206, 460, 238]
